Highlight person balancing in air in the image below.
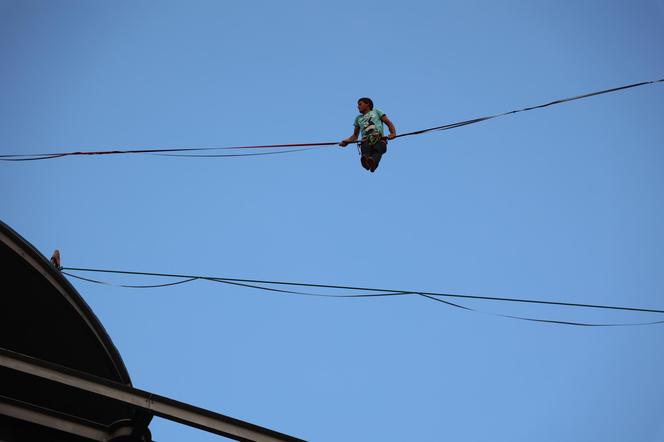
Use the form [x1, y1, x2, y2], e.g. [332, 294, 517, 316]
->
[339, 97, 397, 172]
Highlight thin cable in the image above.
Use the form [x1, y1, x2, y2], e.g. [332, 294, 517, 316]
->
[0, 143, 334, 161]
[65, 269, 663, 327]
[0, 154, 67, 161]
[1, 78, 661, 161]
[394, 77, 664, 139]
[61, 266, 664, 314]
[61, 267, 664, 326]
[206, 277, 415, 298]
[63, 271, 199, 288]
[419, 293, 664, 327]
[64, 269, 413, 298]
[151, 147, 314, 158]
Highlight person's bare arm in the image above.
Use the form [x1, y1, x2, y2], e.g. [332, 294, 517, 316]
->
[381, 115, 397, 139]
[339, 126, 360, 147]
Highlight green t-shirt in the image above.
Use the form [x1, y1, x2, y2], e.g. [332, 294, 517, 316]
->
[354, 108, 385, 140]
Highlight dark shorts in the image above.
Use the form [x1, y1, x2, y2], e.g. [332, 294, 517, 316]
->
[360, 139, 387, 169]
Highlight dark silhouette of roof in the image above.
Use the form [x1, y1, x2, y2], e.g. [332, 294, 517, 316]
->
[0, 220, 142, 440]
[0, 221, 304, 442]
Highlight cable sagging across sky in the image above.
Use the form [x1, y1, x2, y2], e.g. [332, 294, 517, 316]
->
[61, 266, 664, 327]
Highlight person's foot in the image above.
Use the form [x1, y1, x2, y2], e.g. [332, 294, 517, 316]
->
[361, 156, 371, 170]
[365, 157, 376, 171]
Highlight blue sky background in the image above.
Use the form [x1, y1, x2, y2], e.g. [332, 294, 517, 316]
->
[2, 1, 664, 441]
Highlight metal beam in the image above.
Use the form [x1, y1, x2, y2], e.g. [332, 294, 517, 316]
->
[0, 394, 110, 441]
[0, 396, 150, 442]
[0, 348, 305, 442]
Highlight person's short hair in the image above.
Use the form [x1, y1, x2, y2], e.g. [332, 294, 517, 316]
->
[358, 97, 374, 109]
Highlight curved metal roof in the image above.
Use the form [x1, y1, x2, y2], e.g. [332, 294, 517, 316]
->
[0, 219, 131, 385]
[0, 220, 303, 441]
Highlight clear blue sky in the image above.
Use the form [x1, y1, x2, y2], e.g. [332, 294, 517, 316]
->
[2, 1, 664, 441]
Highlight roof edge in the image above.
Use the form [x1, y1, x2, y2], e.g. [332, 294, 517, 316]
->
[0, 220, 132, 386]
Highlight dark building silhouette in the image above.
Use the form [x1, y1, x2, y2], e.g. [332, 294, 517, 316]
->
[0, 220, 151, 441]
[0, 221, 303, 442]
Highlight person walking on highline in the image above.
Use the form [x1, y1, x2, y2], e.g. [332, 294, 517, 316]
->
[340, 97, 397, 172]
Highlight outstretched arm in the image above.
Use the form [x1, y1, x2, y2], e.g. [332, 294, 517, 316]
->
[381, 115, 397, 139]
[339, 126, 360, 147]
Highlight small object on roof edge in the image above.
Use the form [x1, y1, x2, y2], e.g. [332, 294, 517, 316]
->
[51, 249, 61, 269]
